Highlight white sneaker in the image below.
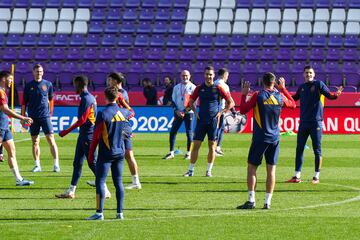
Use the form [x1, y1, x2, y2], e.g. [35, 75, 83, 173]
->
[55, 189, 75, 199]
[86, 213, 104, 220]
[53, 165, 60, 172]
[125, 183, 142, 189]
[116, 212, 124, 219]
[31, 165, 42, 172]
[16, 179, 34, 186]
[86, 180, 96, 187]
[162, 153, 174, 159]
[184, 153, 191, 160]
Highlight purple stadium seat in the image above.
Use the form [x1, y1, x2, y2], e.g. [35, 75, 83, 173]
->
[156, 8, 171, 21]
[236, 0, 252, 7]
[102, 34, 117, 46]
[143, 62, 161, 85]
[47, 62, 62, 76]
[32, 0, 46, 7]
[242, 62, 259, 85]
[67, 48, 82, 61]
[92, 9, 106, 21]
[258, 62, 274, 75]
[113, 62, 129, 74]
[197, 48, 213, 61]
[279, 35, 295, 47]
[89, 21, 103, 33]
[342, 49, 358, 61]
[142, 0, 156, 7]
[54, 34, 69, 46]
[127, 62, 145, 86]
[107, 9, 122, 20]
[268, 0, 283, 7]
[34, 48, 49, 60]
[0, 0, 12, 7]
[349, 0, 360, 7]
[23, 34, 37, 46]
[105, 21, 119, 33]
[86, 34, 101, 46]
[118, 34, 134, 46]
[51, 47, 66, 61]
[300, 0, 315, 7]
[169, 22, 184, 33]
[19, 48, 33, 60]
[134, 34, 150, 46]
[260, 48, 276, 61]
[182, 35, 197, 47]
[312, 35, 327, 47]
[214, 35, 230, 47]
[166, 35, 181, 46]
[342, 62, 360, 88]
[161, 62, 177, 80]
[80, 62, 95, 78]
[99, 48, 115, 60]
[94, 0, 108, 7]
[228, 48, 243, 61]
[173, 0, 189, 8]
[114, 48, 130, 60]
[178, 62, 193, 75]
[79, 0, 93, 7]
[332, 0, 347, 7]
[126, 0, 141, 8]
[63, 0, 77, 7]
[123, 9, 138, 20]
[277, 48, 292, 61]
[295, 35, 310, 47]
[158, 0, 172, 8]
[198, 35, 213, 47]
[15, 62, 32, 85]
[151, 35, 166, 46]
[344, 35, 358, 48]
[292, 62, 307, 86]
[328, 35, 343, 47]
[137, 21, 152, 33]
[147, 48, 163, 60]
[327, 48, 341, 61]
[60, 62, 79, 87]
[263, 35, 278, 47]
[309, 48, 325, 61]
[3, 48, 17, 60]
[316, 0, 331, 7]
[172, 9, 187, 21]
[293, 48, 308, 61]
[227, 62, 242, 86]
[284, 0, 300, 7]
[70, 34, 85, 46]
[311, 61, 326, 82]
[164, 48, 179, 61]
[6, 34, 21, 46]
[193, 62, 209, 85]
[14, 0, 29, 7]
[180, 48, 195, 61]
[247, 35, 263, 47]
[92, 62, 111, 87]
[83, 48, 98, 60]
[230, 35, 246, 47]
[121, 21, 136, 33]
[38, 34, 52, 46]
[342, 86, 357, 92]
[213, 48, 228, 60]
[275, 62, 293, 84]
[253, 0, 267, 7]
[139, 9, 154, 20]
[325, 62, 343, 86]
[46, 0, 61, 7]
[245, 48, 260, 61]
[131, 47, 147, 60]
[153, 22, 168, 34]
[110, 0, 125, 7]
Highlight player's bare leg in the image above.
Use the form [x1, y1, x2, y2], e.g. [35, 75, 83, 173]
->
[125, 150, 141, 189]
[31, 135, 42, 172]
[237, 163, 257, 209]
[46, 133, 60, 172]
[184, 140, 202, 176]
[2, 140, 34, 186]
[205, 140, 217, 177]
[264, 164, 276, 209]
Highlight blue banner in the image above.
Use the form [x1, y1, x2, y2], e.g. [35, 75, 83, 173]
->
[51, 106, 190, 133]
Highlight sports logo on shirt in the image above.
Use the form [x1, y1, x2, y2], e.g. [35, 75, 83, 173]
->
[112, 111, 126, 122]
[263, 95, 279, 105]
[42, 85, 47, 91]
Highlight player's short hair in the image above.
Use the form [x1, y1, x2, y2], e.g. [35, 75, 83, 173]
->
[108, 72, 125, 84]
[33, 63, 43, 70]
[104, 86, 118, 102]
[263, 72, 276, 86]
[73, 75, 88, 89]
[0, 70, 13, 80]
[205, 66, 214, 72]
[303, 65, 314, 72]
[217, 68, 228, 77]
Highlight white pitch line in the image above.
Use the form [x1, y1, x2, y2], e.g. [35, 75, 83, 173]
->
[0, 183, 359, 225]
[13, 135, 45, 143]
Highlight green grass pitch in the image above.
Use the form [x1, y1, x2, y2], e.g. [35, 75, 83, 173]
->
[0, 133, 359, 239]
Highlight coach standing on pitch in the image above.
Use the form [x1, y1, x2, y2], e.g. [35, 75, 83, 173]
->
[22, 63, 60, 173]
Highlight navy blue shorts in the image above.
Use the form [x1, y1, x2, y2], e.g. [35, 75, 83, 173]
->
[0, 128, 13, 142]
[124, 136, 132, 151]
[30, 117, 54, 136]
[193, 118, 218, 142]
[248, 140, 280, 166]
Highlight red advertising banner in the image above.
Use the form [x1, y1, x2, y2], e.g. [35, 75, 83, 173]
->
[17, 91, 360, 107]
[240, 107, 360, 134]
